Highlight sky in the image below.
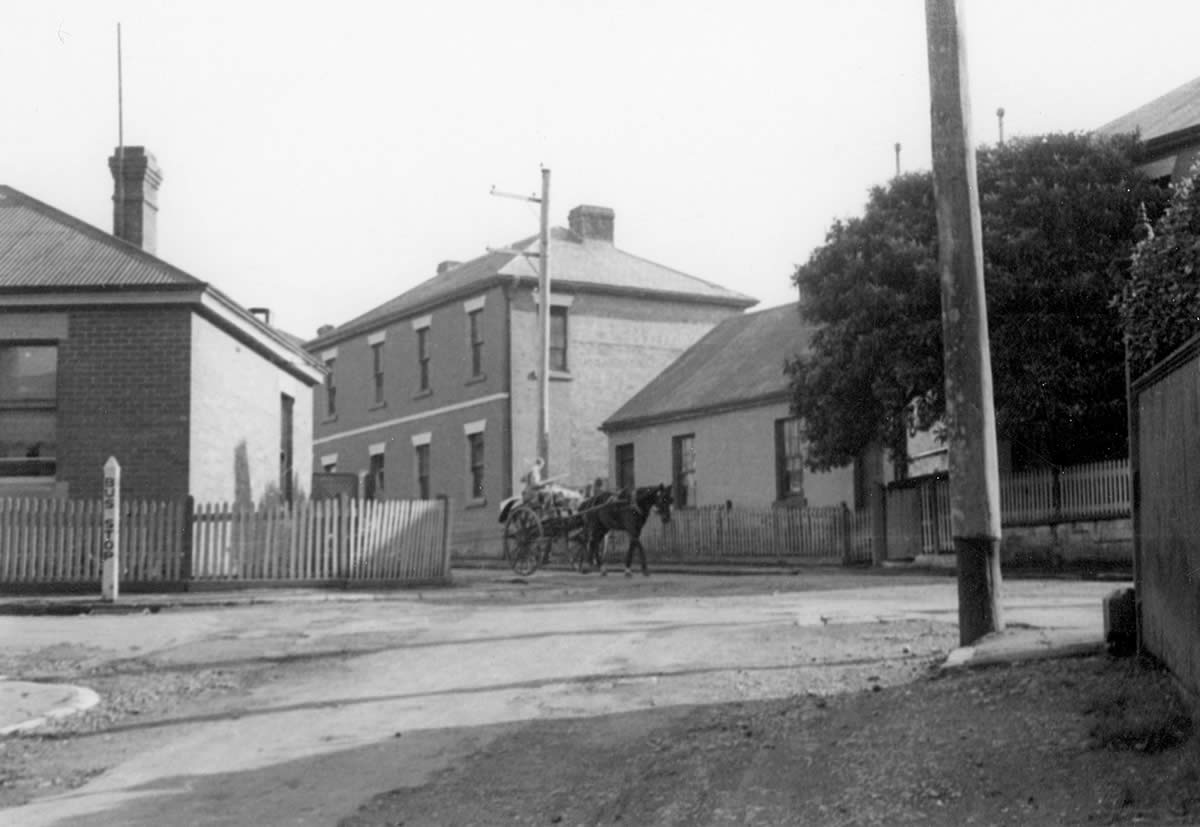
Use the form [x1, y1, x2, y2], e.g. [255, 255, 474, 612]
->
[4, 1, 1199, 341]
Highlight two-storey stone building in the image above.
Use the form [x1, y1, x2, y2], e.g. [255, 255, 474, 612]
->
[307, 205, 756, 556]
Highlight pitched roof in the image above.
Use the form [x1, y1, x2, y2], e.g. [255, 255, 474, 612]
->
[309, 226, 757, 347]
[0, 186, 203, 290]
[1096, 75, 1200, 146]
[0, 185, 324, 381]
[603, 302, 810, 431]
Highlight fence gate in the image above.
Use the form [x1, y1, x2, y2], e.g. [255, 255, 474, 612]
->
[884, 473, 952, 559]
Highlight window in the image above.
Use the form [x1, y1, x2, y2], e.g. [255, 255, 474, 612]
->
[468, 309, 484, 377]
[672, 434, 696, 508]
[366, 448, 385, 500]
[324, 357, 337, 417]
[371, 342, 384, 404]
[550, 306, 568, 372]
[775, 417, 805, 501]
[416, 443, 431, 499]
[468, 432, 485, 500]
[0, 344, 57, 477]
[615, 443, 635, 490]
[417, 327, 430, 392]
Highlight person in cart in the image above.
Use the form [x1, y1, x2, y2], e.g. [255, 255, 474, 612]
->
[523, 458, 583, 513]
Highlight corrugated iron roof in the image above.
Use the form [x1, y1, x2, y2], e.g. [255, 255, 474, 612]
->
[0, 186, 202, 289]
[1096, 75, 1200, 144]
[603, 303, 810, 431]
[310, 226, 757, 346]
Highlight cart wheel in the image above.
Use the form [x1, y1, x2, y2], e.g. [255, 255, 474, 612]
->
[505, 507, 543, 576]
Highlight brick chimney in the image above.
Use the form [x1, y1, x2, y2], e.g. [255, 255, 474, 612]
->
[108, 146, 163, 254]
[568, 205, 614, 243]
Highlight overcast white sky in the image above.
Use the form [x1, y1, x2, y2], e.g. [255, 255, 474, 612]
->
[4, 1, 1198, 340]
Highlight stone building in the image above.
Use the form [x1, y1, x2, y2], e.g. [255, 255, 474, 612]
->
[307, 205, 755, 556]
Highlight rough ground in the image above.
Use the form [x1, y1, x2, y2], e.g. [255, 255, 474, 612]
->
[0, 572, 1193, 825]
[339, 654, 1199, 826]
[0, 643, 272, 808]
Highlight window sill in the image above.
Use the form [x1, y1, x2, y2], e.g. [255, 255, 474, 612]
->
[369, 401, 388, 411]
[549, 370, 572, 382]
[412, 389, 433, 400]
[465, 374, 487, 386]
[465, 497, 488, 509]
[322, 414, 338, 424]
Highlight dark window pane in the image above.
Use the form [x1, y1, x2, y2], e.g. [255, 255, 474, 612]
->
[0, 345, 56, 402]
[0, 410, 56, 476]
[550, 307, 568, 372]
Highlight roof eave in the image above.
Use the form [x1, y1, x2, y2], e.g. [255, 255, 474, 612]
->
[307, 275, 757, 350]
[602, 390, 791, 434]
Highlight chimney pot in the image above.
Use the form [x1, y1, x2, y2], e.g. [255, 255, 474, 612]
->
[317, 324, 335, 336]
[568, 205, 614, 243]
[108, 146, 163, 254]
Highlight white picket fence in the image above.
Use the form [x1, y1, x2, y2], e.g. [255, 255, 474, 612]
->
[0, 497, 451, 590]
[192, 498, 450, 582]
[1000, 458, 1131, 524]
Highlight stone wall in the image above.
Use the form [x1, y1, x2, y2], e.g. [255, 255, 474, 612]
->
[1000, 518, 1132, 569]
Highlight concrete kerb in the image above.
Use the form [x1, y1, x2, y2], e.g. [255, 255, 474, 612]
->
[942, 629, 1107, 671]
[0, 681, 100, 736]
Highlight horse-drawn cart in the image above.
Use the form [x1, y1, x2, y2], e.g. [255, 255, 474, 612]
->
[497, 489, 590, 576]
[497, 483, 673, 577]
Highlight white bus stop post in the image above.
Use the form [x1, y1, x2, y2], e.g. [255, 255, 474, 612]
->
[102, 457, 121, 602]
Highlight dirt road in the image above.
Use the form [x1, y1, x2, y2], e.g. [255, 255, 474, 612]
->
[0, 570, 1120, 825]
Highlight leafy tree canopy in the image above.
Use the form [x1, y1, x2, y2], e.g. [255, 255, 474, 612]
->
[1120, 161, 1200, 377]
[787, 132, 1168, 472]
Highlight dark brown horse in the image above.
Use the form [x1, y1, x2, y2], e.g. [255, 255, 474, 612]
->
[579, 485, 673, 577]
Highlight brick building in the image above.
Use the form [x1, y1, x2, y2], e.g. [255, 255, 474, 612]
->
[307, 205, 756, 556]
[0, 148, 324, 503]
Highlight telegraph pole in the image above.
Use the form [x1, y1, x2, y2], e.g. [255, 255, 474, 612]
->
[925, 0, 1004, 645]
[537, 168, 551, 471]
[489, 168, 552, 473]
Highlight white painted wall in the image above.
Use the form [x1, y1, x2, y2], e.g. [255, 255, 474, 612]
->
[189, 314, 314, 504]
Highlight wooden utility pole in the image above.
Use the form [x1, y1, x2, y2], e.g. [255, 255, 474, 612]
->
[537, 167, 551, 472]
[925, 0, 1004, 645]
[489, 168, 552, 474]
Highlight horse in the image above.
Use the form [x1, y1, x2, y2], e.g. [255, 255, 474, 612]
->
[579, 484, 673, 577]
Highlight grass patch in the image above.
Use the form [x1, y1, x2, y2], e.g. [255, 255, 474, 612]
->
[1086, 657, 1194, 753]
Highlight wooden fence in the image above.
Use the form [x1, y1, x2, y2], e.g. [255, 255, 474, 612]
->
[0, 497, 451, 591]
[884, 458, 1132, 557]
[192, 498, 449, 583]
[640, 504, 871, 564]
[1001, 459, 1131, 524]
[0, 498, 188, 586]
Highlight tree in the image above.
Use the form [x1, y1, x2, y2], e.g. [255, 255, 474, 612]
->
[787, 132, 1169, 471]
[1119, 161, 1200, 378]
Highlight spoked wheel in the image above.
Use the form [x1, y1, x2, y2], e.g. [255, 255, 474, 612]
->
[504, 506, 544, 576]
